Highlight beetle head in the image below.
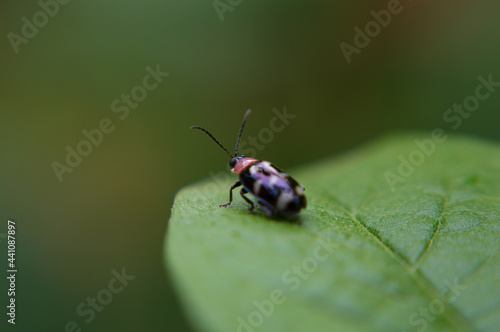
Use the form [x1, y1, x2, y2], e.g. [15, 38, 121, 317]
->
[229, 155, 246, 168]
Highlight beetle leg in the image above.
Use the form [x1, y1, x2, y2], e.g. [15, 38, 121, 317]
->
[240, 187, 254, 211]
[220, 181, 241, 208]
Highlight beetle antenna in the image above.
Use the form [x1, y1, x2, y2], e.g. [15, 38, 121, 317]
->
[190, 126, 233, 158]
[234, 109, 251, 157]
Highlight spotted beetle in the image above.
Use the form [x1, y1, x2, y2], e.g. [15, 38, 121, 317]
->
[191, 109, 306, 216]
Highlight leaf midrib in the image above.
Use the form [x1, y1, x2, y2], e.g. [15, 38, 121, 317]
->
[327, 194, 476, 332]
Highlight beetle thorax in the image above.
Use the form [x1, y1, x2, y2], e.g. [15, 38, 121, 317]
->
[232, 157, 259, 174]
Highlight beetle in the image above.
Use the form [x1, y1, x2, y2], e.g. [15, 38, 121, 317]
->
[191, 109, 306, 216]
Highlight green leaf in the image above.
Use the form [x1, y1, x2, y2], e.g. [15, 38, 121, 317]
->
[165, 134, 500, 332]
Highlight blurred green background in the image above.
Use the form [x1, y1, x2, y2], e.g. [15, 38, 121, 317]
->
[1, 0, 499, 331]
